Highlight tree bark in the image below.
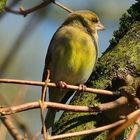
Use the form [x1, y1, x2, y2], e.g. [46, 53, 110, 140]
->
[53, 2, 140, 139]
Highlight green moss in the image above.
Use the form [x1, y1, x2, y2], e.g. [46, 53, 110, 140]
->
[54, 22, 140, 139]
[91, 22, 140, 86]
[0, 0, 7, 14]
[54, 92, 98, 135]
[53, 2, 140, 139]
[105, 2, 140, 53]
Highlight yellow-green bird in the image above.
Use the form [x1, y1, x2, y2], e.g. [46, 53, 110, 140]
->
[42, 10, 104, 131]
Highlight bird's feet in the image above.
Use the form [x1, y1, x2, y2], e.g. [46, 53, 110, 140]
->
[77, 84, 87, 92]
[57, 81, 68, 89]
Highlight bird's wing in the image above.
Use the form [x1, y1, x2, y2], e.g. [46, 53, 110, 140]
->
[42, 45, 52, 82]
[42, 27, 60, 82]
[41, 28, 60, 100]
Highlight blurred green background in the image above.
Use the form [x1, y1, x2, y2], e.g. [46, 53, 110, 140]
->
[0, 0, 135, 139]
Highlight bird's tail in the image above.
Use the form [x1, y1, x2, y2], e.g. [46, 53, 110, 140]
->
[45, 108, 56, 131]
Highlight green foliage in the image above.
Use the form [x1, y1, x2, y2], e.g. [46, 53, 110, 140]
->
[105, 2, 140, 53]
[0, 0, 7, 14]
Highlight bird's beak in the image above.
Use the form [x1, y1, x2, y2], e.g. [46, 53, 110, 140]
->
[96, 22, 105, 31]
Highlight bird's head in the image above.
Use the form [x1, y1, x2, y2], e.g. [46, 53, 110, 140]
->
[63, 10, 104, 35]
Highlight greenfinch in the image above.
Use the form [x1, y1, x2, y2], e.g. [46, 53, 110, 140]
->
[42, 10, 104, 130]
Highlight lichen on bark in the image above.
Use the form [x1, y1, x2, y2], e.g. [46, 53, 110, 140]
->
[53, 2, 140, 139]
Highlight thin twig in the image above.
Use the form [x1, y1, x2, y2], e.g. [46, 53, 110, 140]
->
[49, 109, 140, 140]
[0, 0, 20, 19]
[0, 96, 129, 115]
[40, 70, 50, 140]
[0, 116, 23, 140]
[0, 123, 7, 140]
[0, 79, 119, 96]
[0, 87, 32, 139]
[5, 0, 54, 17]
[53, 1, 73, 13]
[4, 0, 73, 17]
[41, 70, 50, 101]
[127, 116, 140, 140]
[39, 101, 47, 140]
[107, 109, 140, 140]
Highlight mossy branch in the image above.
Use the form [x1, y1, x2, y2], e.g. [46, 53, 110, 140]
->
[53, 2, 140, 140]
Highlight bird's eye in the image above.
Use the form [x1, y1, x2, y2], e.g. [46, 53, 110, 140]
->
[92, 18, 98, 23]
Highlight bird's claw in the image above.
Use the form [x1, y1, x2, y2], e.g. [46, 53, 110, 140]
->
[57, 81, 68, 89]
[78, 84, 87, 92]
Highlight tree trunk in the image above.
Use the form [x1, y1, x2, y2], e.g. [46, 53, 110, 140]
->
[53, 2, 140, 139]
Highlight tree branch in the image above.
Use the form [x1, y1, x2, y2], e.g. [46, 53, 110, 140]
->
[4, 0, 73, 17]
[5, 0, 54, 17]
[0, 96, 129, 116]
[126, 116, 140, 140]
[0, 78, 119, 96]
[0, 116, 23, 140]
[49, 109, 140, 140]
[107, 109, 140, 140]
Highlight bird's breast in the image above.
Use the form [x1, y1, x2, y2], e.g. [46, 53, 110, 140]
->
[51, 26, 97, 84]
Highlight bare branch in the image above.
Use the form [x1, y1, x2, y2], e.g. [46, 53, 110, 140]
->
[41, 70, 50, 101]
[0, 96, 129, 115]
[53, 1, 73, 13]
[49, 109, 140, 140]
[127, 116, 140, 140]
[0, 97, 136, 140]
[0, 116, 23, 140]
[107, 109, 140, 140]
[0, 1, 20, 19]
[40, 70, 50, 139]
[0, 79, 119, 96]
[5, 0, 54, 17]
[0, 88, 32, 138]
[4, 0, 73, 17]
[39, 101, 47, 140]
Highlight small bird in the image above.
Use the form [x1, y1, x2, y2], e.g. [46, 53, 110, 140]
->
[42, 10, 104, 131]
